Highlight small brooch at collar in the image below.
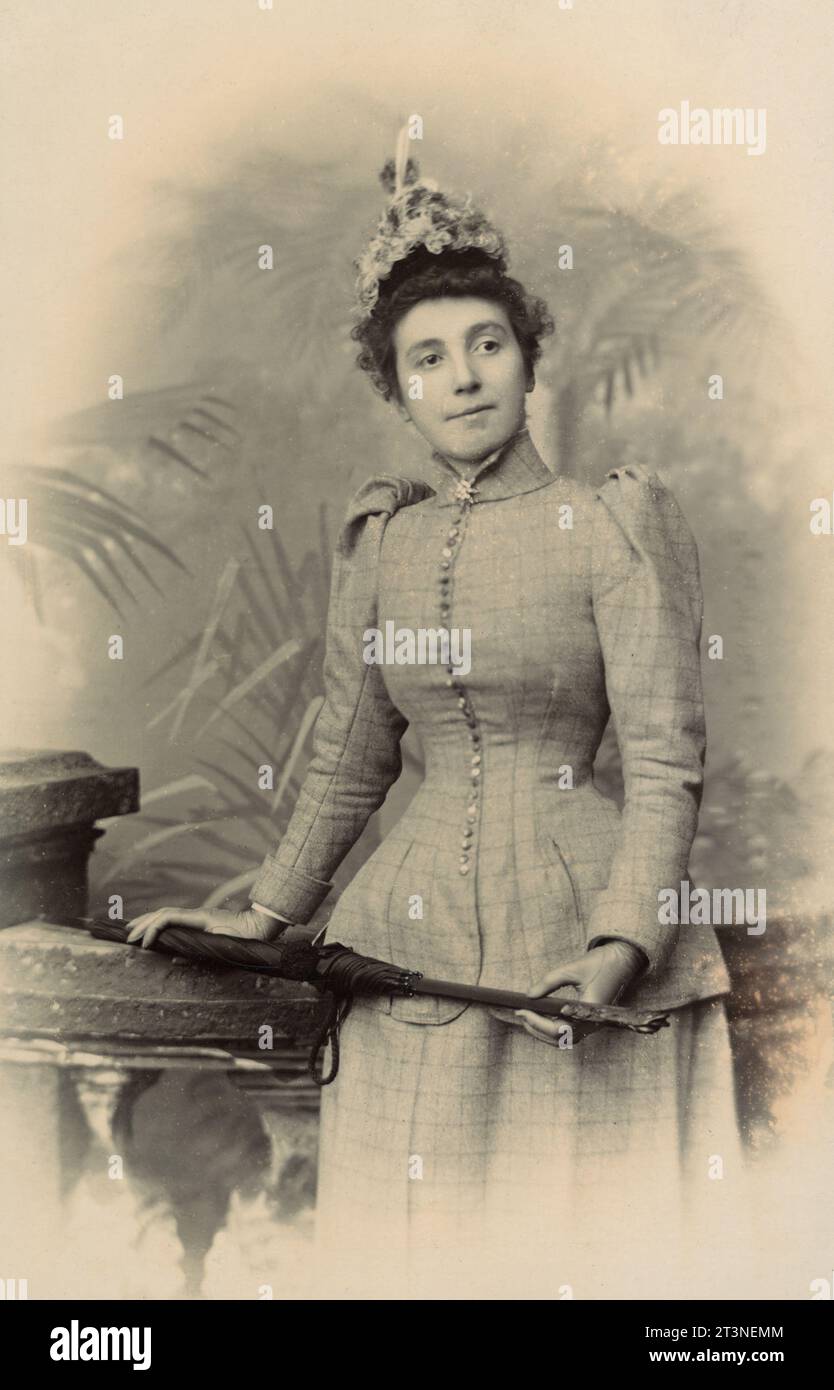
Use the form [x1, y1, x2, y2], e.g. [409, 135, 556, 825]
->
[451, 478, 479, 507]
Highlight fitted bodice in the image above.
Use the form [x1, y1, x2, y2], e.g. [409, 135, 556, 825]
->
[377, 483, 614, 884]
[379, 485, 611, 769]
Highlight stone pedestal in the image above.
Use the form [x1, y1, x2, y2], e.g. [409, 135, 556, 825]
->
[0, 748, 327, 1299]
[0, 918, 327, 1298]
[0, 749, 139, 928]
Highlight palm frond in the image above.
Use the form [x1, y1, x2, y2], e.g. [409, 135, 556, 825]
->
[194, 638, 303, 738]
[1, 463, 188, 618]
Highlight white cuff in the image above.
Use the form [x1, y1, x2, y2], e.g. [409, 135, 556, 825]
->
[250, 901, 294, 924]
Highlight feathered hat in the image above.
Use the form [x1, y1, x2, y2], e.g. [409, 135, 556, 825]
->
[352, 125, 509, 323]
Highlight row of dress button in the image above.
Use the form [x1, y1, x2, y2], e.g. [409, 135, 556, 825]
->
[440, 478, 481, 875]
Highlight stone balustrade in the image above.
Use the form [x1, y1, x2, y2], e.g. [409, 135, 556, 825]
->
[0, 750, 327, 1300]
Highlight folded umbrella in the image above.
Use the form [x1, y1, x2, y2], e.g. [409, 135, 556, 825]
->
[48, 916, 670, 1084]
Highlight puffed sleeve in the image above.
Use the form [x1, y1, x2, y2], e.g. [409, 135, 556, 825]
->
[248, 474, 434, 922]
[586, 462, 706, 979]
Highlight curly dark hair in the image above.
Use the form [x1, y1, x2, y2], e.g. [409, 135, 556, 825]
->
[351, 247, 555, 403]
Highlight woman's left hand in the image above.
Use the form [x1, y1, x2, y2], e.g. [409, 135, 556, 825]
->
[513, 940, 647, 1048]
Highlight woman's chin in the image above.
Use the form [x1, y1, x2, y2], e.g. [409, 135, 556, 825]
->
[434, 420, 513, 461]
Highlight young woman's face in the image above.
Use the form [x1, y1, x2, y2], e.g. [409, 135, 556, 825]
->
[392, 297, 531, 463]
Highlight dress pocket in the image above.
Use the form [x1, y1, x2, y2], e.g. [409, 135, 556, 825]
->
[543, 834, 583, 932]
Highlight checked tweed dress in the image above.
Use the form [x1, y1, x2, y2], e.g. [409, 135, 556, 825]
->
[250, 428, 743, 1298]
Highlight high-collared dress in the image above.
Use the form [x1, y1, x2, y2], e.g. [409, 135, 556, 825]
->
[250, 427, 744, 1298]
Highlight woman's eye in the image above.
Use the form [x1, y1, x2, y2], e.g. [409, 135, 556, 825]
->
[475, 339, 501, 354]
[418, 353, 441, 368]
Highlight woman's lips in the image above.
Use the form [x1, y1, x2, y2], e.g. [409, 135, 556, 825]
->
[448, 405, 495, 420]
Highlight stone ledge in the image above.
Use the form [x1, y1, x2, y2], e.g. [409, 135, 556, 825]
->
[0, 921, 327, 1049]
[0, 749, 139, 838]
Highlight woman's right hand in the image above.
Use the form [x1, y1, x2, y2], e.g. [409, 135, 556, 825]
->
[126, 905, 287, 951]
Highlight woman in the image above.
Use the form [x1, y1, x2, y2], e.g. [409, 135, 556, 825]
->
[128, 144, 743, 1298]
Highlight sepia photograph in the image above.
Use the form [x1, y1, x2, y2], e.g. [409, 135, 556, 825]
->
[1, 0, 832, 1347]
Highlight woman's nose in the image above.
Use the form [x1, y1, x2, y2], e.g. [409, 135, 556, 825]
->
[450, 354, 481, 392]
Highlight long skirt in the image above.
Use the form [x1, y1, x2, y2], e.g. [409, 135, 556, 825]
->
[310, 994, 748, 1300]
